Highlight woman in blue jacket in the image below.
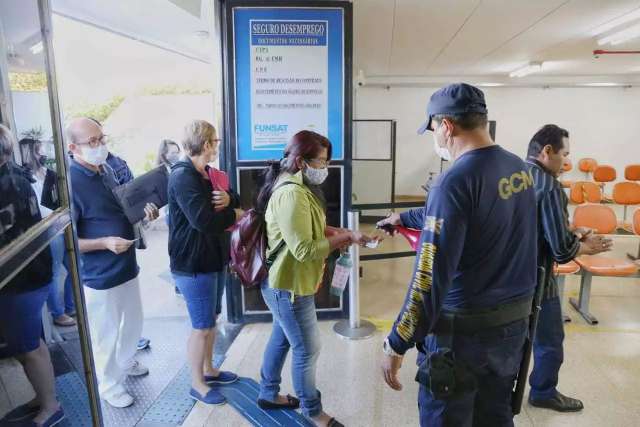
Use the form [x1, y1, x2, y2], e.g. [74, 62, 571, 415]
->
[168, 120, 242, 405]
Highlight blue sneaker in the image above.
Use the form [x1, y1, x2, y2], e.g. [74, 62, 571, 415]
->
[204, 371, 238, 385]
[137, 337, 150, 351]
[27, 407, 65, 427]
[189, 388, 226, 405]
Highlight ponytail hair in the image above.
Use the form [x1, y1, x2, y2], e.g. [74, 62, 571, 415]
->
[254, 130, 331, 214]
[255, 159, 283, 214]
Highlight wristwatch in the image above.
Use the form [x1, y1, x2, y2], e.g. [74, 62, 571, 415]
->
[383, 338, 403, 357]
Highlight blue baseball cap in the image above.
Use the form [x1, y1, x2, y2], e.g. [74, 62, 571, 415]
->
[417, 83, 488, 134]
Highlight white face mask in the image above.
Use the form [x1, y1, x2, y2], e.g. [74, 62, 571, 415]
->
[303, 163, 329, 185]
[433, 138, 452, 161]
[79, 144, 109, 166]
[433, 122, 452, 161]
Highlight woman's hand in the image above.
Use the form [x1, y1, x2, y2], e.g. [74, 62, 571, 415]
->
[234, 208, 245, 221]
[325, 225, 348, 237]
[349, 231, 375, 246]
[213, 191, 231, 209]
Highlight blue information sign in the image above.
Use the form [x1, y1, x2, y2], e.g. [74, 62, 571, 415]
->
[233, 8, 345, 161]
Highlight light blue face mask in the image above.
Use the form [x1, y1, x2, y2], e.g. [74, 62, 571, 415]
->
[303, 162, 329, 185]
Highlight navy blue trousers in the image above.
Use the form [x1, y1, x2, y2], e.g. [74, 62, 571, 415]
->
[417, 319, 528, 427]
[529, 295, 564, 400]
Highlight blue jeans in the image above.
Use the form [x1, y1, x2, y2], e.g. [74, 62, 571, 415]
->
[417, 319, 528, 427]
[172, 271, 226, 329]
[259, 282, 322, 418]
[529, 295, 564, 400]
[46, 234, 75, 318]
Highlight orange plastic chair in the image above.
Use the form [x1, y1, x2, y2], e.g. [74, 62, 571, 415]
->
[569, 181, 602, 204]
[612, 181, 640, 231]
[560, 159, 573, 188]
[554, 260, 580, 322]
[593, 165, 616, 183]
[593, 165, 616, 200]
[578, 158, 598, 180]
[625, 164, 640, 181]
[571, 205, 638, 324]
[572, 204, 617, 234]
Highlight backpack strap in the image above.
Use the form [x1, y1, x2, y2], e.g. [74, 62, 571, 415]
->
[264, 181, 302, 267]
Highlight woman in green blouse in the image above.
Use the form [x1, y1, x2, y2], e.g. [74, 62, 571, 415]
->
[255, 131, 369, 427]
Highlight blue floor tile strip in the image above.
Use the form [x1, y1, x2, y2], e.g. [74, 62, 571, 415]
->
[55, 372, 93, 427]
[217, 378, 313, 427]
[139, 355, 225, 426]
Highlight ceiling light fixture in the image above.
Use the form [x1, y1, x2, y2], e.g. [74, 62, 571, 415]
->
[590, 8, 640, 36]
[29, 41, 43, 55]
[509, 62, 543, 78]
[581, 82, 621, 87]
[598, 22, 640, 45]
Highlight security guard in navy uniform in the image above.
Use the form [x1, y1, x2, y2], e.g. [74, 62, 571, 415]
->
[378, 83, 538, 427]
[525, 125, 612, 412]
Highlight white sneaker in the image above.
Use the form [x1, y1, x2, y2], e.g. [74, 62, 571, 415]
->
[104, 391, 134, 408]
[125, 361, 149, 377]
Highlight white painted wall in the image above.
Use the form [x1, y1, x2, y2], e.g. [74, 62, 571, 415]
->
[354, 86, 640, 196]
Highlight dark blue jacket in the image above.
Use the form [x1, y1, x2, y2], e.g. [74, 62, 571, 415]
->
[168, 158, 239, 275]
[388, 145, 538, 354]
[526, 159, 580, 298]
[0, 162, 52, 294]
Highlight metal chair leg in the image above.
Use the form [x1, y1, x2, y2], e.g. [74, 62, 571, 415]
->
[569, 271, 598, 325]
[556, 275, 571, 323]
[627, 239, 640, 261]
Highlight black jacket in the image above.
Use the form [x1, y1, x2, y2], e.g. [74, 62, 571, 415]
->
[168, 158, 239, 275]
[0, 162, 52, 295]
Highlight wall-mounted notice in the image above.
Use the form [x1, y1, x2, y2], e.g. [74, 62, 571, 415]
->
[234, 8, 344, 161]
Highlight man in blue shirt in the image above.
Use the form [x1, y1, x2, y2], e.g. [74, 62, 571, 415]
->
[525, 125, 612, 412]
[67, 117, 158, 408]
[379, 83, 538, 426]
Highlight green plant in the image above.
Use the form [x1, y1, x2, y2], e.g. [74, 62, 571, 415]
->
[21, 126, 45, 141]
[65, 95, 125, 123]
[140, 85, 212, 96]
[9, 72, 48, 92]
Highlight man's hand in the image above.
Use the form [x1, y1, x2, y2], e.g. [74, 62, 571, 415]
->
[144, 203, 159, 221]
[573, 227, 593, 241]
[581, 234, 613, 255]
[102, 236, 134, 254]
[213, 191, 231, 209]
[382, 353, 404, 391]
[376, 213, 402, 235]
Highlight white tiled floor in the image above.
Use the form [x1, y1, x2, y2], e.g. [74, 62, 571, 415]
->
[183, 231, 640, 427]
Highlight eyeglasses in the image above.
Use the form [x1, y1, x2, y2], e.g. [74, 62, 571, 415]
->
[77, 134, 108, 148]
[306, 158, 329, 168]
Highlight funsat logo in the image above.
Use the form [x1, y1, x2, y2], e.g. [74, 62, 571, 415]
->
[254, 124, 288, 135]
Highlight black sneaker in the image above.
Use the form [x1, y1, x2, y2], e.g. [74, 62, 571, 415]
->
[529, 391, 584, 412]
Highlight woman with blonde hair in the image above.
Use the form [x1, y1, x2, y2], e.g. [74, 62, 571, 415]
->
[168, 120, 242, 405]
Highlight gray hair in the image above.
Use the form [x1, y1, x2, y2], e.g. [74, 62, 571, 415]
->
[0, 123, 15, 164]
[182, 120, 216, 156]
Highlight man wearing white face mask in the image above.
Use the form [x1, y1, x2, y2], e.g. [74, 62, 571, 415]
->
[66, 117, 159, 408]
[378, 84, 538, 426]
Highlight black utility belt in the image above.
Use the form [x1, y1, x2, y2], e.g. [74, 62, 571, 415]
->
[433, 296, 533, 335]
